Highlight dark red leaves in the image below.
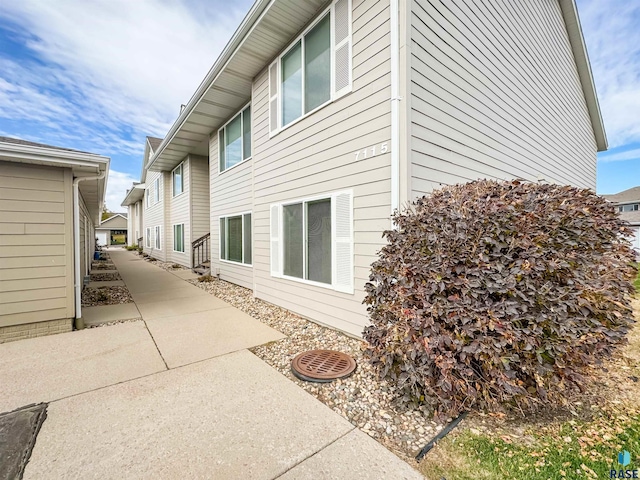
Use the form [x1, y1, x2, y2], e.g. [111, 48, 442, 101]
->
[363, 180, 636, 418]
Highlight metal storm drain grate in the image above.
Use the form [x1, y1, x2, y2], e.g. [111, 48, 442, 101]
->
[291, 350, 356, 383]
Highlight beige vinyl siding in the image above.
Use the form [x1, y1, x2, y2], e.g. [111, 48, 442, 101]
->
[251, 0, 392, 336]
[190, 155, 210, 268]
[78, 192, 92, 277]
[143, 170, 166, 261]
[127, 200, 143, 246]
[409, 0, 597, 199]
[0, 161, 75, 327]
[168, 158, 190, 266]
[209, 133, 254, 289]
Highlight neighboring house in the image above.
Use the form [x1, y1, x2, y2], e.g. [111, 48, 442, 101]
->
[141, 0, 606, 336]
[603, 187, 640, 251]
[0, 136, 109, 342]
[95, 213, 128, 246]
[121, 183, 144, 247]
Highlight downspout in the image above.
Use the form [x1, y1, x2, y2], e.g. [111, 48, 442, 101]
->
[73, 172, 105, 330]
[390, 0, 401, 223]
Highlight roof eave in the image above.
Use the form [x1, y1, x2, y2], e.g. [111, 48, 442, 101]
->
[147, 0, 273, 171]
[558, 0, 608, 152]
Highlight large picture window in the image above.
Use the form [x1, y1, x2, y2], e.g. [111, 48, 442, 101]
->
[218, 105, 251, 173]
[282, 14, 330, 127]
[283, 198, 332, 284]
[172, 163, 183, 196]
[270, 191, 353, 293]
[154, 225, 161, 250]
[173, 224, 184, 253]
[220, 213, 252, 265]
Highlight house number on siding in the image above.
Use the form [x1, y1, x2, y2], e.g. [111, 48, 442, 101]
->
[354, 143, 388, 161]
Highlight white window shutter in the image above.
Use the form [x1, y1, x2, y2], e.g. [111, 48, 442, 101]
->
[332, 0, 352, 99]
[269, 60, 279, 135]
[270, 204, 281, 276]
[333, 191, 353, 294]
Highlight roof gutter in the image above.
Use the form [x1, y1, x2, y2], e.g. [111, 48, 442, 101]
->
[558, 0, 608, 151]
[147, 0, 273, 170]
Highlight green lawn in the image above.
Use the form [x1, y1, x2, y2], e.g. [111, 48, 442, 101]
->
[419, 291, 640, 480]
[421, 414, 640, 479]
[634, 263, 640, 292]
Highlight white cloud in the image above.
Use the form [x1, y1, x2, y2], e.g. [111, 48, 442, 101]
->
[0, 0, 253, 205]
[599, 148, 640, 163]
[104, 169, 138, 213]
[578, 0, 640, 147]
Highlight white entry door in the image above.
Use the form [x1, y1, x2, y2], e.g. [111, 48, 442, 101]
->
[96, 232, 108, 246]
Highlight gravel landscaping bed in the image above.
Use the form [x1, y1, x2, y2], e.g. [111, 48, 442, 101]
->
[190, 278, 444, 461]
[81, 286, 133, 307]
[91, 262, 116, 270]
[90, 272, 121, 282]
[155, 261, 190, 272]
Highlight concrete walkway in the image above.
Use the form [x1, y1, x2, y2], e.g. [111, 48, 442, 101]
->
[0, 250, 423, 479]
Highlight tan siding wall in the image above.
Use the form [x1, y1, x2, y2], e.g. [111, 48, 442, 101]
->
[409, 0, 597, 198]
[190, 156, 210, 241]
[249, 0, 393, 336]
[168, 158, 191, 266]
[190, 155, 211, 268]
[143, 170, 167, 261]
[0, 161, 75, 327]
[208, 133, 254, 289]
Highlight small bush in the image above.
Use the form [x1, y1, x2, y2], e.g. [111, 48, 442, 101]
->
[363, 180, 636, 417]
[125, 245, 137, 251]
[171, 263, 182, 269]
[198, 274, 213, 282]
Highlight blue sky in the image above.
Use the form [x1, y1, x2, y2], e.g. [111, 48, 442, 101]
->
[0, 0, 638, 210]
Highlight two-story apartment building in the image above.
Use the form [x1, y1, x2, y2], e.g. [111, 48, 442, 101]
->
[141, 0, 606, 336]
[123, 136, 210, 268]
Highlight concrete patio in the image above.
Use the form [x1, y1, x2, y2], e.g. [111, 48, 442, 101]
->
[0, 250, 423, 479]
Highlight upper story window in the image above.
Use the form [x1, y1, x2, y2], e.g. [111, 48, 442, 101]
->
[154, 177, 160, 204]
[269, 0, 352, 135]
[218, 105, 251, 173]
[172, 163, 184, 196]
[619, 204, 639, 212]
[282, 14, 330, 126]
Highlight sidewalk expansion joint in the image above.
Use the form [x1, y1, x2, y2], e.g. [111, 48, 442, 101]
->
[272, 426, 356, 479]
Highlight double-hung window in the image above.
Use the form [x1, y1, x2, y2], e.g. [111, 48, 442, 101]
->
[154, 178, 160, 204]
[269, 0, 352, 134]
[145, 228, 151, 248]
[218, 105, 251, 173]
[220, 213, 252, 265]
[270, 191, 353, 293]
[173, 224, 184, 253]
[154, 225, 161, 250]
[172, 163, 183, 196]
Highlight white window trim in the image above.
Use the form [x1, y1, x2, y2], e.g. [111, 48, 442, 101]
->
[145, 227, 151, 248]
[219, 211, 253, 267]
[172, 162, 185, 198]
[270, 190, 352, 292]
[154, 177, 160, 204]
[270, 0, 352, 138]
[154, 225, 162, 250]
[218, 102, 252, 175]
[172, 223, 185, 253]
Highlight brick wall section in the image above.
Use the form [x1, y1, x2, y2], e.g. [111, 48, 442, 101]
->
[0, 318, 73, 344]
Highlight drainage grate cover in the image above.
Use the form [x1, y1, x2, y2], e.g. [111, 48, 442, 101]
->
[291, 350, 356, 383]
